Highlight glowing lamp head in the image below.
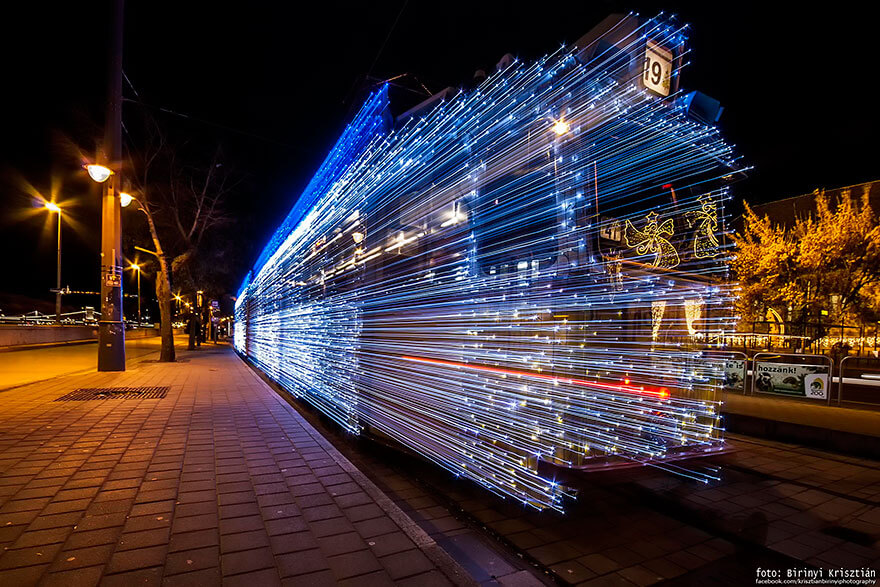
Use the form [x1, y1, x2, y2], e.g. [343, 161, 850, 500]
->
[552, 120, 570, 135]
[119, 192, 134, 207]
[86, 164, 113, 183]
[352, 231, 365, 244]
[130, 263, 140, 271]
[44, 201, 61, 213]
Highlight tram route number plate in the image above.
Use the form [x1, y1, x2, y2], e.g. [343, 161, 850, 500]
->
[644, 40, 673, 97]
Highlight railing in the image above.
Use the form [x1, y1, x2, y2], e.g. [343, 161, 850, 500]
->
[751, 352, 834, 405]
[0, 309, 102, 326]
[714, 350, 880, 410]
[838, 355, 880, 407]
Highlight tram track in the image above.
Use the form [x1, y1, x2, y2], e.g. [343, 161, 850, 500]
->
[355, 432, 876, 586]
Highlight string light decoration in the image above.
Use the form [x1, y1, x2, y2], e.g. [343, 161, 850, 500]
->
[684, 298, 704, 337]
[235, 14, 741, 511]
[687, 193, 721, 258]
[624, 211, 681, 269]
[651, 300, 668, 341]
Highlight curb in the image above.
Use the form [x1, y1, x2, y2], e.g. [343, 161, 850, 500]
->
[723, 412, 880, 460]
[238, 354, 478, 587]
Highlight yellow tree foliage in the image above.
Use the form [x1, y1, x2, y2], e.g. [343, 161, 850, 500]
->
[732, 189, 880, 328]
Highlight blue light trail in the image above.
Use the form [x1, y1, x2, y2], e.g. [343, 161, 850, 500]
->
[236, 14, 740, 511]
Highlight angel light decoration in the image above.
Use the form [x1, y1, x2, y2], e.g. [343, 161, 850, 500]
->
[685, 194, 720, 258]
[624, 211, 680, 269]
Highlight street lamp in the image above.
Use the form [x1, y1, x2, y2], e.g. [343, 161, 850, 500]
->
[130, 262, 141, 326]
[43, 201, 63, 323]
[85, 164, 113, 183]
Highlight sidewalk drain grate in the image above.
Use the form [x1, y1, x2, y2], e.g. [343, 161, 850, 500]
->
[55, 387, 170, 401]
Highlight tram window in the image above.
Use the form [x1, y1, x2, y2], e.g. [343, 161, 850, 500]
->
[472, 172, 558, 273]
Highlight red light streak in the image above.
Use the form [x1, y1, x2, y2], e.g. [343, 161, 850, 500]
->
[400, 356, 670, 399]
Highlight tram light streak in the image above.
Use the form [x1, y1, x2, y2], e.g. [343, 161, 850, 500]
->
[235, 15, 739, 512]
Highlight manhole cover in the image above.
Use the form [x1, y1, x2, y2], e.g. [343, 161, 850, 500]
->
[55, 387, 170, 401]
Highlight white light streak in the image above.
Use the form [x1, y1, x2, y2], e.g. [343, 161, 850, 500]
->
[235, 15, 738, 512]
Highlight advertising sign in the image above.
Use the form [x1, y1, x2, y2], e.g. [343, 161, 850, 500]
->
[753, 360, 829, 400]
[723, 359, 745, 392]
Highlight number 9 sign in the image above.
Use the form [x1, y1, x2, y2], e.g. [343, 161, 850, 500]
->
[643, 40, 673, 97]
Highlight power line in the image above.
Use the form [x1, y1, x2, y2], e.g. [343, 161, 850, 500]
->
[121, 69, 304, 151]
[343, 0, 410, 107]
[366, 0, 409, 79]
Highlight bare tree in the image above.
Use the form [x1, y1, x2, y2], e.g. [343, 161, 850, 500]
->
[125, 113, 237, 361]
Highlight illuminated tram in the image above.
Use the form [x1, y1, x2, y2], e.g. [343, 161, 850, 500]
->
[235, 14, 742, 511]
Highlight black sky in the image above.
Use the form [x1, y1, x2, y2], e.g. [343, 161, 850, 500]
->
[2, 2, 879, 313]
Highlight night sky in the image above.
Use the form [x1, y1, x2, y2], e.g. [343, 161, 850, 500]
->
[2, 2, 878, 315]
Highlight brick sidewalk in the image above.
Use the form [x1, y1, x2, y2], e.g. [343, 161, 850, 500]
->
[0, 343, 472, 586]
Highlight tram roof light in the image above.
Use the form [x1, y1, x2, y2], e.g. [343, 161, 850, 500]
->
[552, 120, 570, 135]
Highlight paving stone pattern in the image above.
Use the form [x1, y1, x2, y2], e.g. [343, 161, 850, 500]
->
[636, 435, 880, 574]
[294, 402, 744, 587]
[451, 435, 880, 586]
[325, 426, 880, 586]
[297, 428, 550, 586]
[0, 343, 462, 586]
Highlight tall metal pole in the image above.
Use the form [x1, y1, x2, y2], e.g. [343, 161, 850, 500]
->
[55, 210, 62, 323]
[98, 0, 126, 371]
[136, 268, 141, 326]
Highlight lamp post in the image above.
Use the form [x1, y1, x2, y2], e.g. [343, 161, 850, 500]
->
[44, 201, 62, 323]
[89, 0, 126, 371]
[130, 263, 141, 326]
